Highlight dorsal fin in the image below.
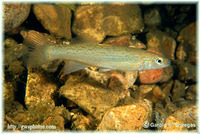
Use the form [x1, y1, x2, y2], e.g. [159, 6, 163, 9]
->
[70, 33, 99, 45]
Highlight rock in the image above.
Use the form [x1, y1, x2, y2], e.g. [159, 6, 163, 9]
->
[97, 99, 152, 131]
[159, 66, 173, 83]
[71, 114, 90, 130]
[137, 85, 165, 103]
[59, 74, 119, 120]
[42, 115, 65, 130]
[103, 35, 131, 47]
[123, 71, 138, 88]
[177, 22, 196, 64]
[84, 68, 137, 99]
[176, 44, 187, 61]
[84, 68, 110, 87]
[171, 80, 186, 103]
[172, 105, 197, 126]
[108, 73, 131, 98]
[160, 80, 173, 98]
[146, 29, 176, 60]
[4, 80, 16, 102]
[139, 68, 163, 84]
[5, 101, 24, 118]
[129, 36, 147, 49]
[11, 105, 70, 130]
[161, 105, 197, 131]
[108, 71, 137, 94]
[25, 69, 57, 109]
[161, 116, 187, 131]
[116, 96, 136, 106]
[164, 97, 178, 114]
[186, 84, 196, 100]
[138, 85, 155, 100]
[176, 61, 196, 83]
[3, 4, 31, 32]
[164, 28, 178, 39]
[33, 4, 72, 39]
[144, 8, 161, 26]
[152, 86, 165, 102]
[4, 38, 25, 77]
[73, 4, 144, 42]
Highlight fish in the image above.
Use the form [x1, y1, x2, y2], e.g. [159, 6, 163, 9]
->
[21, 30, 171, 74]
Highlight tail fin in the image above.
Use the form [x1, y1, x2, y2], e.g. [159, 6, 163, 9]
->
[21, 30, 51, 68]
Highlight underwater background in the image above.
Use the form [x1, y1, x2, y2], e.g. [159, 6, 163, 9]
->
[3, 3, 197, 131]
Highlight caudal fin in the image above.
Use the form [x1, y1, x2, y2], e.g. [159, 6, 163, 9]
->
[21, 30, 51, 68]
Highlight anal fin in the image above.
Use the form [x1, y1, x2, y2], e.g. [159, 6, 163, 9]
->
[64, 61, 89, 74]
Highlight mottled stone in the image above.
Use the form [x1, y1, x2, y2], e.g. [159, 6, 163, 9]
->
[73, 4, 143, 42]
[186, 84, 196, 100]
[177, 22, 196, 64]
[124, 71, 138, 88]
[172, 105, 197, 126]
[4, 81, 16, 102]
[59, 75, 119, 120]
[152, 86, 165, 102]
[161, 116, 187, 131]
[34, 4, 72, 39]
[84, 68, 110, 87]
[129, 36, 147, 49]
[144, 9, 161, 26]
[146, 29, 176, 60]
[108, 71, 138, 91]
[4, 4, 31, 32]
[160, 80, 173, 98]
[25, 69, 57, 108]
[42, 115, 65, 130]
[12, 105, 70, 129]
[104, 35, 131, 47]
[138, 85, 155, 100]
[176, 44, 187, 61]
[139, 68, 163, 84]
[176, 61, 196, 82]
[108, 73, 130, 98]
[97, 99, 152, 131]
[4, 38, 24, 76]
[71, 114, 90, 130]
[159, 66, 173, 83]
[171, 80, 186, 102]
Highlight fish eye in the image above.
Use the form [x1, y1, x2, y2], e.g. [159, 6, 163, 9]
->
[156, 58, 163, 64]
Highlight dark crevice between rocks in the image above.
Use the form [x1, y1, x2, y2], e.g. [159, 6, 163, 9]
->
[14, 71, 28, 109]
[21, 5, 50, 34]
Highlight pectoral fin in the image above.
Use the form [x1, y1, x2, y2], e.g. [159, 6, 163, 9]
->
[64, 61, 89, 74]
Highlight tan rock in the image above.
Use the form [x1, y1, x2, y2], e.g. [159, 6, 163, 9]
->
[171, 80, 186, 103]
[177, 22, 196, 64]
[42, 115, 65, 130]
[73, 4, 143, 42]
[161, 116, 187, 131]
[4, 4, 31, 32]
[34, 5, 72, 39]
[97, 99, 152, 131]
[25, 69, 57, 108]
[59, 75, 119, 120]
[146, 29, 176, 60]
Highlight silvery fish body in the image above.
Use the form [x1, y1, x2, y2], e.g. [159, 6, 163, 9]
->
[21, 30, 170, 74]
